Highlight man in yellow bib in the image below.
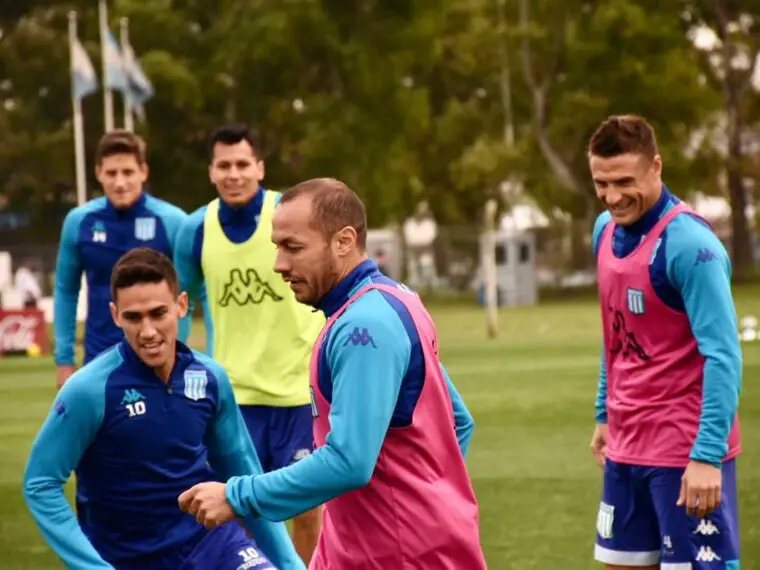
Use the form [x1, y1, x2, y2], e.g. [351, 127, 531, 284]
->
[174, 124, 324, 564]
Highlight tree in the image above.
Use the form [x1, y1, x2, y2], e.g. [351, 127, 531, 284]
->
[511, 0, 721, 267]
[0, 0, 734, 255]
[683, 0, 760, 278]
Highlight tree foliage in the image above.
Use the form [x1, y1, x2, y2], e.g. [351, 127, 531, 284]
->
[0, 0, 756, 265]
[681, 0, 760, 276]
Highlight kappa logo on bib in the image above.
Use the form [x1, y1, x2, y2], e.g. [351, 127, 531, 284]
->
[218, 268, 284, 306]
[607, 305, 650, 362]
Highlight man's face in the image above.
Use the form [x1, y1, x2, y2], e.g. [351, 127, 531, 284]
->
[110, 281, 188, 369]
[272, 197, 337, 306]
[589, 152, 662, 226]
[209, 141, 265, 207]
[96, 153, 148, 209]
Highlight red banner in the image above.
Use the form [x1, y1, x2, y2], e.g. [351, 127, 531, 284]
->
[0, 309, 50, 356]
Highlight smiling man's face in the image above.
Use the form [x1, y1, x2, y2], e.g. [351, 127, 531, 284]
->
[209, 140, 265, 207]
[589, 151, 662, 226]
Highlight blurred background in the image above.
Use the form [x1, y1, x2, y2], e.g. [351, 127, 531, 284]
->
[2, 0, 760, 568]
[5, 0, 760, 296]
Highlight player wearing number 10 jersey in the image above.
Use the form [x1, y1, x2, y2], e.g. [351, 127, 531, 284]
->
[24, 248, 303, 570]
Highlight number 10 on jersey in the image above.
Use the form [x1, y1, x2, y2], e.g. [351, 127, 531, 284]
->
[126, 401, 146, 417]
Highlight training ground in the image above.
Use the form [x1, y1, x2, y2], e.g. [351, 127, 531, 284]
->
[2, 288, 759, 569]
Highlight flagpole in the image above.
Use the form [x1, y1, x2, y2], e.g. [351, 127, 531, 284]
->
[99, 0, 114, 131]
[69, 11, 88, 207]
[120, 17, 134, 132]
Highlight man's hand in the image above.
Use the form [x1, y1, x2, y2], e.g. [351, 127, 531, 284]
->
[590, 423, 608, 468]
[56, 365, 76, 390]
[676, 460, 722, 519]
[179, 482, 237, 529]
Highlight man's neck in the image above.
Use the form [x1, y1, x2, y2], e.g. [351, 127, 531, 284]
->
[334, 254, 369, 286]
[153, 351, 176, 384]
[643, 184, 663, 214]
[622, 185, 669, 235]
[222, 186, 260, 210]
[109, 192, 143, 211]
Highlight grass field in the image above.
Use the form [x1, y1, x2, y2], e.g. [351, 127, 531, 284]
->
[2, 287, 759, 569]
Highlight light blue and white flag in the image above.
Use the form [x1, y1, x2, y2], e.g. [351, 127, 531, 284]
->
[123, 42, 154, 103]
[68, 10, 93, 205]
[71, 38, 98, 100]
[122, 36, 154, 122]
[103, 28, 127, 91]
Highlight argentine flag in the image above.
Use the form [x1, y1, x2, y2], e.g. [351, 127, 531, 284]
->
[71, 39, 98, 100]
[122, 38, 154, 119]
[103, 28, 127, 91]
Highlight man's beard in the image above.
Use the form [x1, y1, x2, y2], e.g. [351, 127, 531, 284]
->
[309, 255, 339, 307]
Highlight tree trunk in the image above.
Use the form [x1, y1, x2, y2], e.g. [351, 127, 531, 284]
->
[726, 166, 752, 279]
[568, 205, 596, 272]
[725, 87, 753, 279]
[714, 0, 754, 279]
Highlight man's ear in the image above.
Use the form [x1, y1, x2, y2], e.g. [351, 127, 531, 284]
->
[139, 162, 150, 184]
[651, 154, 663, 179]
[334, 226, 357, 257]
[110, 302, 121, 328]
[177, 291, 189, 319]
[257, 159, 266, 181]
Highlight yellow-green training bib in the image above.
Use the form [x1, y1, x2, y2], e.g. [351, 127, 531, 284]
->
[201, 190, 324, 406]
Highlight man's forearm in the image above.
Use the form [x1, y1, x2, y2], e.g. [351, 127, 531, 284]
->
[53, 290, 79, 365]
[595, 345, 608, 423]
[23, 479, 112, 569]
[691, 356, 740, 466]
[226, 441, 372, 522]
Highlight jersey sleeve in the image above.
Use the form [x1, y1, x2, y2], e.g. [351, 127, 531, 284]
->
[154, 201, 187, 247]
[174, 210, 205, 344]
[22, 370, 111, 569]
[202, 359, 303, 570]
[440, 363, 475, 457]
[200, 288, 213, 355]
[666, 216, 742, 466]
[592, 212, 611, 423]
[225, 296, 410, 522]
[151, 200, 192, 340]
[53, 208, 84, 366]
[594, 348, 608, 423]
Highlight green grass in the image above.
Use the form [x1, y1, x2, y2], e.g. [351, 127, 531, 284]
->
[2, 286, 760, 569]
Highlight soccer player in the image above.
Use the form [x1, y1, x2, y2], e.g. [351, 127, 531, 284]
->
[178, 178, 487, 569]
[174, 124, 324, 562]
[54, 129, 188, 390]
[588, 115, 742, 568]
[23, 248, 304, 570]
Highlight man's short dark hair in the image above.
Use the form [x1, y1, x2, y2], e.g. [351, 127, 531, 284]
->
[96, 129, 147, 165]
[208, 123, 262, 161]
[588, 115, 659, 160]
[111, 248, 179, 301]
[280, 178, 368, 250]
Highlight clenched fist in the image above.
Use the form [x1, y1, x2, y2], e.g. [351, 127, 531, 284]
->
[178, 482, 237, 530]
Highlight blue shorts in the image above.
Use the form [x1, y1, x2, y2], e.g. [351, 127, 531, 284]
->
[240, 404, 314, 473]
[594, 458, 740, 568]
[113, 522, 275, 569]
